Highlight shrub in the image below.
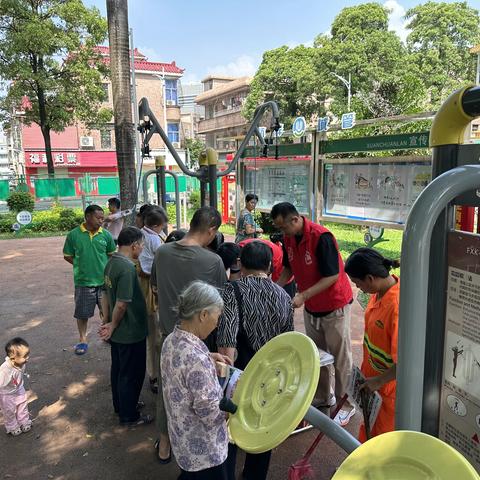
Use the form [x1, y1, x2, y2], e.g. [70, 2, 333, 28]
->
[58, 208, 83, 231]
[189, 190, 200, 210]
[6, 191, 35, 213]
[0, 214, 16, 233]
[166, 203, 176, 224]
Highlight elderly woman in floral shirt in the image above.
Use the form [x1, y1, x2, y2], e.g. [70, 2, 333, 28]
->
[161, 281, 232, 479]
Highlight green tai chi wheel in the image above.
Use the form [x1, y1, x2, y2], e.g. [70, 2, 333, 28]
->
[229, 332, 320, 454]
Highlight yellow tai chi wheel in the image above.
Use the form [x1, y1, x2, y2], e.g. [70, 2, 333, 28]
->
[332, 430, 480, 480]
[229, 332, 320, 454]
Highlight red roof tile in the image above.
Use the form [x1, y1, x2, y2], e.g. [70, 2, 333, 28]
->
[94, 46, 184, 74]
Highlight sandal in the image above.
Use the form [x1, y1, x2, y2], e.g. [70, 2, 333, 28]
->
[120, 414, 154, 427]
[154, 438, 172, 464]
[74, 343, 88, 355]
[8, 427, 22, 436]
[21, 423, 32, 433]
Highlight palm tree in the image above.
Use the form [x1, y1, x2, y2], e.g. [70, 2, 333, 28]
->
[106, 0, 136, 213]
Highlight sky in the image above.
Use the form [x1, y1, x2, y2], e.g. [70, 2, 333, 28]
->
[57, 0, 480, 84]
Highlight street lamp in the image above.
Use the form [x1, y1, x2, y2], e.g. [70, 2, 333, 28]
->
[330, 72, 352, 111]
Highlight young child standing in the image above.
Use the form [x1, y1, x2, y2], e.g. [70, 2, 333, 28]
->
[138, 207, 168, 394]
[0, 338, 32, 436]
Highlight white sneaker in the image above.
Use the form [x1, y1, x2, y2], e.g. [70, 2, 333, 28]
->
[334, 407, 356, 426]
[312, 394, 336, 409]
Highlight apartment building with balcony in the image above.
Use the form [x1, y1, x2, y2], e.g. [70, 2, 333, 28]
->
[19, 47, 187, 185]
[195, 76, 252, 153]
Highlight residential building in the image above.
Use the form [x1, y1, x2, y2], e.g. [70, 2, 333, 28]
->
[178, 82, 205, 141]
[18, 47, 188, 191]
[0, 131, 9, 178]
[195, 76, 252, 153]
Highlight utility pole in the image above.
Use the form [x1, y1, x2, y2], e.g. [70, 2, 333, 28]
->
[331, 72, 352, 111]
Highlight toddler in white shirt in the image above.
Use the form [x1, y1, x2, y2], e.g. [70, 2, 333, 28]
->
[0, 337, 32, 436]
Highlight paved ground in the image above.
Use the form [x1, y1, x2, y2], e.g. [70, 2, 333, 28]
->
[0, 236, 364, 480]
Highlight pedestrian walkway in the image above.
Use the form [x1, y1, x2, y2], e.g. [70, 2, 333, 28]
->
[0, 236, 364, 480]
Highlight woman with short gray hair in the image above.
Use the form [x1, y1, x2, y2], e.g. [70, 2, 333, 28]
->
[161, 281, 231, 479]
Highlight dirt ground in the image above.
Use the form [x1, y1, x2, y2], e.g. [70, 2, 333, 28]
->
[0, 236, 364, 480]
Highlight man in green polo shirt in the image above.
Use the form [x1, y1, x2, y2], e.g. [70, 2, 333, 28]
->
[63, 204, 116, 355]
[99, 227, 152, 426]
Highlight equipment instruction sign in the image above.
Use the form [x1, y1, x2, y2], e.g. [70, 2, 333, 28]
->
[439, 232, 480, 471]
[243, 160, 310, 215]
[323, 161, 431, 224]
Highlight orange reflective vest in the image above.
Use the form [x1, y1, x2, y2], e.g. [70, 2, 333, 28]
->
[359, 277, 399, 442]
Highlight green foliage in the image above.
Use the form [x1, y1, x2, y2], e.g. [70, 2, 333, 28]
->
[166, 203, 177, 224]
[0, 0, 111, 174]
[0, 213, 15, 232]
[243, 45, 320, 124]
[185, 138, 205, 169]
[6, 191, 34, 212]
[405, 1, 480, 107]
[189, 190, 200, 210]
[244, 1, 479, 131]
[314, 3, 426, 119]
[0, 206, 83, 233]
[58, 208, 83, 231]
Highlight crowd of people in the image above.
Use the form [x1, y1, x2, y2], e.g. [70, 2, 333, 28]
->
[0, 194, 400, 480]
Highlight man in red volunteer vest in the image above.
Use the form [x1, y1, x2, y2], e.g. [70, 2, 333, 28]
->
[271, 202, 356, 425]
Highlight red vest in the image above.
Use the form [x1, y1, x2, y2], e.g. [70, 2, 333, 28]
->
[283, 218, 352, 312]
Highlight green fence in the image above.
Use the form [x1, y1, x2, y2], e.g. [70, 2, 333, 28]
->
[34, 178, 76, 198]
[98, 177, 120, 196]
[0, 180, 9, 200]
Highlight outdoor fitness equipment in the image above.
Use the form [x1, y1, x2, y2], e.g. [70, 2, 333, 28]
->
[396, 85, 480, 473]
[226, 332, 479, 478]
[137, 97, 281, 212]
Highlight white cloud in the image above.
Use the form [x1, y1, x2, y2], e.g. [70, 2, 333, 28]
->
[137, 46, 162, 62]
[384, 0, 410, 43]
[181, 72, 201, 85]
[206, 54, 259, 78]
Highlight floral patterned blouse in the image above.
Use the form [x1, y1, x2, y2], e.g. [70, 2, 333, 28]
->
[161, 327, 228, 472]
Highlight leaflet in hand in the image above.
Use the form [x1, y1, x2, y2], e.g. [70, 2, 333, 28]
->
[347, 365, 382, 428]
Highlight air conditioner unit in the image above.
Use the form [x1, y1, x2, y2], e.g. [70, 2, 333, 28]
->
[172, 142, 180, 148]
[166, 100, 176, 106]
[80, 136, 94, 147]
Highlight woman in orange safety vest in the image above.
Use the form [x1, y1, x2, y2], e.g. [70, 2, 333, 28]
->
[344, 247, 399, 442]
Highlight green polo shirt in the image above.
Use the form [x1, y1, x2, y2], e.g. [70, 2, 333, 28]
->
[63, 224, 116, 287]
[104, 253, 148, 344]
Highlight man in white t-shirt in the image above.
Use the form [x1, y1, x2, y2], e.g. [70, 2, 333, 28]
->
[103, 197, 131, 243]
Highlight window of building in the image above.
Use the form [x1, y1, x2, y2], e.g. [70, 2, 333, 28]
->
[100, 129, 112, 149]
[167, 123, 179, 143]
[102, 83, 109, 102]
[165, 79, 178, 104]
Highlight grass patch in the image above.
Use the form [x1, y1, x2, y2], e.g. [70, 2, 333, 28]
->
[0, 230, 68, 240]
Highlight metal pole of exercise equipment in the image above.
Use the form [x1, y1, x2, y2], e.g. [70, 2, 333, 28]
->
[141, 169, 181, 230]
[198, 151, 208, 207]
[154, 155, 168, 235]
[207, 147, 218, 210]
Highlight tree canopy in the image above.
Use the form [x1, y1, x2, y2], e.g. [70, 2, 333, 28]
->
[244, 1, 479, 126]
[0, 0, 110, 175]
[405, 1, 480, 106]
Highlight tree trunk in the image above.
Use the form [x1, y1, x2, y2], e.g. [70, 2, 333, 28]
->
[40, 125, 55, 177]
[106, 0, 137, 214]
[37, 85, 55, 176]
